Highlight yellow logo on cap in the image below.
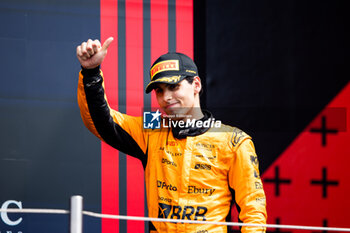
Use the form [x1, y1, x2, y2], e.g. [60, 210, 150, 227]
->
[156, 75, 181, 83]
[150, 60, 179, 80]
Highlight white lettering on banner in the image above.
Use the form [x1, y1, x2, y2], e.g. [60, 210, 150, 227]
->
[162, 118, 221, 128]
[1, 200, 23, 226]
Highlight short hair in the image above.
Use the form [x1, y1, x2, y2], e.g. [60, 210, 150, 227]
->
[184, 76, 203, 96]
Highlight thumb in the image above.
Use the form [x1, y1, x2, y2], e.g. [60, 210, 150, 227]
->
[101, 37, 114, 51]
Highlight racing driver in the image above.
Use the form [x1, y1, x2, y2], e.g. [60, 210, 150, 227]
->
[77, 37, 267, 233]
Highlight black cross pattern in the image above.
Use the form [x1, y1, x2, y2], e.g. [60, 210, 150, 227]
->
[310, 116, 338, 147]
[312, 219, 328, 233]
[264, 166, 292, 197]
[267, 218, 292, 233]
[311, 167, 339, 198]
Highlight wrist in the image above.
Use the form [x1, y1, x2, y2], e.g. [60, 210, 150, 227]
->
[81, 66, 100, 77]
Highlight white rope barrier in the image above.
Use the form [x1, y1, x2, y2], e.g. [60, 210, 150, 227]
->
[1, 195, 350, 232]
[0, 208, 69, 214]
[82, 211, 350, 232]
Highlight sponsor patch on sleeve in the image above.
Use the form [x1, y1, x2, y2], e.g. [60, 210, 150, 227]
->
[230, 127, 249, 147]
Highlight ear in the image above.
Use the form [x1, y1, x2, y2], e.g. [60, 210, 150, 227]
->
[193, 76, 202, 95]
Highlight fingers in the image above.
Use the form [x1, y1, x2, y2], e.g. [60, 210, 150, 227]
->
[77, 41, 89, 60]
[85, 39, 94, 57]
[76, 38, 112, 68]
[77, 39, 102, 60]
[77, 43, 88, 61]
[92, 39, 101, 54]
[76, 45, 83, 59]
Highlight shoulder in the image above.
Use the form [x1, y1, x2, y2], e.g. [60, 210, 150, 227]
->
[111, 110, 145, 131]
[208, 122, 251, 148]
[230, 126, 251, 147]
[217, 123, 251, 148]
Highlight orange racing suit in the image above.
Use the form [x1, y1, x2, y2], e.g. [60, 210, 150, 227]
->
[77, 67, 267, 233]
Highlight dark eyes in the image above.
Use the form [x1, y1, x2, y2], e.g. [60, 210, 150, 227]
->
[155, 88, 162, 94]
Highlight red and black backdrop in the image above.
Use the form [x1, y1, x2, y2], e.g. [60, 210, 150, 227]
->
[0, 0, 349, 233]
[100, 0, 193, 232]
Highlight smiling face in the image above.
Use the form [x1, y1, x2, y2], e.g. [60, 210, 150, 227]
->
[154, 76, 203, 120]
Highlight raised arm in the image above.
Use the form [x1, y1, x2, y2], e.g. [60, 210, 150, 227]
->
[76, 38, 148, 167]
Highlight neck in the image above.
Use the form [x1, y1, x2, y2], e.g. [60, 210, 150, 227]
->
[187, 98, 203, 120]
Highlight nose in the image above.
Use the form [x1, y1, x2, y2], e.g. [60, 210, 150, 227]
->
[163, 88, 172, 102]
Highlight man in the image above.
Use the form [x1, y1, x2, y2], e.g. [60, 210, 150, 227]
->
[77, 37, 267, 233]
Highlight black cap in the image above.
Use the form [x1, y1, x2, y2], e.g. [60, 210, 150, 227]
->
[145, 52, 198, 93]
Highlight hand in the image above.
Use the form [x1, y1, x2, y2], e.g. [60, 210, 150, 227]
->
[76, 37, 114, 69]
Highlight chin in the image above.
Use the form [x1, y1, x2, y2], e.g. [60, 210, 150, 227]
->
[169, 108, 191, 120]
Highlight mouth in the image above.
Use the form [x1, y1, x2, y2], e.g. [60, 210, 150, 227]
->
[165, 102, 180, 109]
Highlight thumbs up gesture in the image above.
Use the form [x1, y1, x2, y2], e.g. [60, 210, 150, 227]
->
[76, 37, 114, 69]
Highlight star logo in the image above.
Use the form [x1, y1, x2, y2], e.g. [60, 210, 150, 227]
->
[151, 110, 161, 122]
[143, 110, 161, 129]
